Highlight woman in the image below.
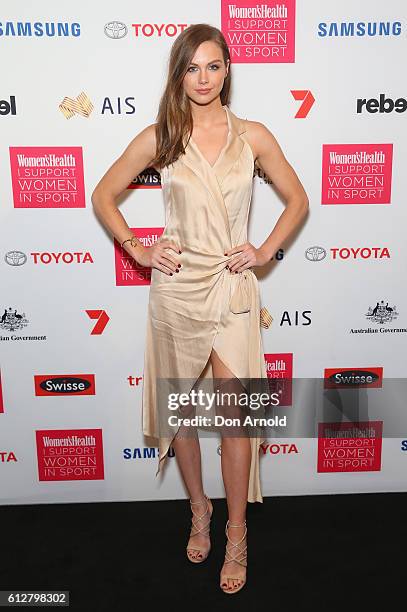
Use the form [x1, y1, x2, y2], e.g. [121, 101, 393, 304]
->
[92, 23, 309, 594]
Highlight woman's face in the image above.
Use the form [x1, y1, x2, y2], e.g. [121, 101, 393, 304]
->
[183, 40, 229, 105]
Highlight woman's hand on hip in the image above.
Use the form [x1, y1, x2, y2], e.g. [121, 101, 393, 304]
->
[137, 239, 183, 275]
[225, 242, 269, 273]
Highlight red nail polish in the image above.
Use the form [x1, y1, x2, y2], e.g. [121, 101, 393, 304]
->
[170, 273, 173, 276]
[175, 269, 179, 273]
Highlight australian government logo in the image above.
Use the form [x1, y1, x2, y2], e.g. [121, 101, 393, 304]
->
[0, 306, 47, 342]
[350, 300, 406, 334]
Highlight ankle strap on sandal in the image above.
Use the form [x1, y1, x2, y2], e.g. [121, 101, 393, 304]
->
[190, 494, 209, 505]
[227, 520, 246, 527]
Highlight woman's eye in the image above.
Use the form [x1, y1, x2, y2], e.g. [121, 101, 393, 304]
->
[187, 64, 220, 72]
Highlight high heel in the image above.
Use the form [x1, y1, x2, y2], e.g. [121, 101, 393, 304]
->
[186, 494, 213, 563]
[220, 520, 247, 594]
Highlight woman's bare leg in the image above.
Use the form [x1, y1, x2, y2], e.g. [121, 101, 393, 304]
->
[171, 374, 213, 561]
[210, 348, 250, 591]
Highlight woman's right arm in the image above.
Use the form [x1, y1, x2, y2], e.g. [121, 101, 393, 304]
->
[91, 124, 182, 275]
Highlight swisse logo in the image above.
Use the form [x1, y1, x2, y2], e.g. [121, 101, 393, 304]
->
[5, 251, 27, 266]
[104, 21, 128, 39]
[123, 447, 175, 459]
[305, 246, 326, 261]
[128, 167, 161, 189]
[357, 94, 407, 114]
[31, 252, 94, 264]
[260, 442, 298, 455]
[324, 367, 383, 389]
[34, 375, 95, 396]
[0, 95, 16, 116]
[331, 247, 390, 260]
[317, 21, 402, 37]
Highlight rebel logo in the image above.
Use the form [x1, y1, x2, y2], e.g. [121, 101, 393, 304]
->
[324, 367, 383, 389]
[34, 374, 96, 396]
[0, 95, 16, 115]
[357, 94, 407, 114]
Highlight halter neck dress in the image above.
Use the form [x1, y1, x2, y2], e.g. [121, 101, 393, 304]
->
[142, 105, 268, 503]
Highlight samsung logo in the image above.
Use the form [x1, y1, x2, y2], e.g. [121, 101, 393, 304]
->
[0, 21, 81, 37]
[318, 21, 402, 37]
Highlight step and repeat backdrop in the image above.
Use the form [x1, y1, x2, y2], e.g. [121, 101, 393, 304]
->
[1, 1, 406, 506]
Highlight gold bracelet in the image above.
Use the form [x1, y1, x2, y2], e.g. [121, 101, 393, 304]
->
[121, 236, 140, 249]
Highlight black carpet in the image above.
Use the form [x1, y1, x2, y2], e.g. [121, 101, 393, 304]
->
[1, 492, 405, 610]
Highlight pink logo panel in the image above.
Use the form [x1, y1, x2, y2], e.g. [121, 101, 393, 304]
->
[36, 428, 104, 481]
[115, 227, 164, 286]
[221, 0, 296, 63]
[321, 144, 393, 205]
[317, 421, 383, 472]
[9, 146, 85, 208]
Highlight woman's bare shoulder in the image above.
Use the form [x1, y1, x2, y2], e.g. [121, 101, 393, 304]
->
[242, 118, 281, 161]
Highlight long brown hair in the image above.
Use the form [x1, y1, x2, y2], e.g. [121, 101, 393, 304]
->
[150, 23, 231, 169]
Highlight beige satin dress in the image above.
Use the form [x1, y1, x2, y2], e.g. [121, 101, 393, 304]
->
[142, 104, 268, 503]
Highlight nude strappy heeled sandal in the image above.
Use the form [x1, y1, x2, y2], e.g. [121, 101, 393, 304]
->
[186, 494, 213, 563]
[220, 520, 248, 594]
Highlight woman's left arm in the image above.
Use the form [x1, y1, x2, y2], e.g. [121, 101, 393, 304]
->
[248, 120, 309, 265]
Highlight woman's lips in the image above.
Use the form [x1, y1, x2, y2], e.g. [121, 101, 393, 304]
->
[195, 89, 212, 94]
